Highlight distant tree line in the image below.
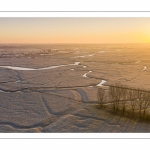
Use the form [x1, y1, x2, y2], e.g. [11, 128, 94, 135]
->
[97, 84, 150, 120]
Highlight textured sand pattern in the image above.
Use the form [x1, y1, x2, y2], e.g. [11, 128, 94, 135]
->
[0, 44, 150, 132]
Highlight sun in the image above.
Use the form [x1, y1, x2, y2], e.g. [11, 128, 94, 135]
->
[141, 32, 150, 43]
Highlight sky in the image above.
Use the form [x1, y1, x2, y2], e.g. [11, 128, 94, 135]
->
[0, 17, 150, 44]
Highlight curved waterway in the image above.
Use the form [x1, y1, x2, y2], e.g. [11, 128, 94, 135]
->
[82, 71, 107, 86]
[0, 62, 80, 71]
[96, 80, 107, 86]
[83, 71, 92, 78]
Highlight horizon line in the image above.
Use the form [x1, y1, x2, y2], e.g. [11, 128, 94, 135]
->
[0, 42, 150, 45]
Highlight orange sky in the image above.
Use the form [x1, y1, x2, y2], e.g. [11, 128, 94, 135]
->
[0, 18, 150, 44]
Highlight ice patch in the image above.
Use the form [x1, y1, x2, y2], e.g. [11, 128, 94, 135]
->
[83, 71, 92, 78]
[74, 62, 80, 65]
[73, 54, 95, 58]
[96, 80, 107, 86]
[142, 66, 147, 71]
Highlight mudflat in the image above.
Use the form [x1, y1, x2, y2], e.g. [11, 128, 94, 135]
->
[0, 43, 150, 132]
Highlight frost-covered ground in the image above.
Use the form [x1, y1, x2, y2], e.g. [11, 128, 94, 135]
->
[0, 44, 150, 132]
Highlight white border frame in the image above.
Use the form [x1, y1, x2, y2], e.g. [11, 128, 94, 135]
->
[0, 11, 150, 139]
[1, 12, 150, 17]
[0, 133, 150, 139]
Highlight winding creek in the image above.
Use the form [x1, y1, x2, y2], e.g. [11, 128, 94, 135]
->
[0, 62, 80, 71]
[83, 71, 92, 78]
[0, 61, 108, 94]
[96, 80, 107, 86]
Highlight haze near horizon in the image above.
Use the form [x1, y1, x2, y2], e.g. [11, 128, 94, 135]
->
[0, 17, 150, 44]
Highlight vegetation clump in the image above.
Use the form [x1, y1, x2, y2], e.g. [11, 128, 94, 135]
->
[97, 84, 150, 120]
